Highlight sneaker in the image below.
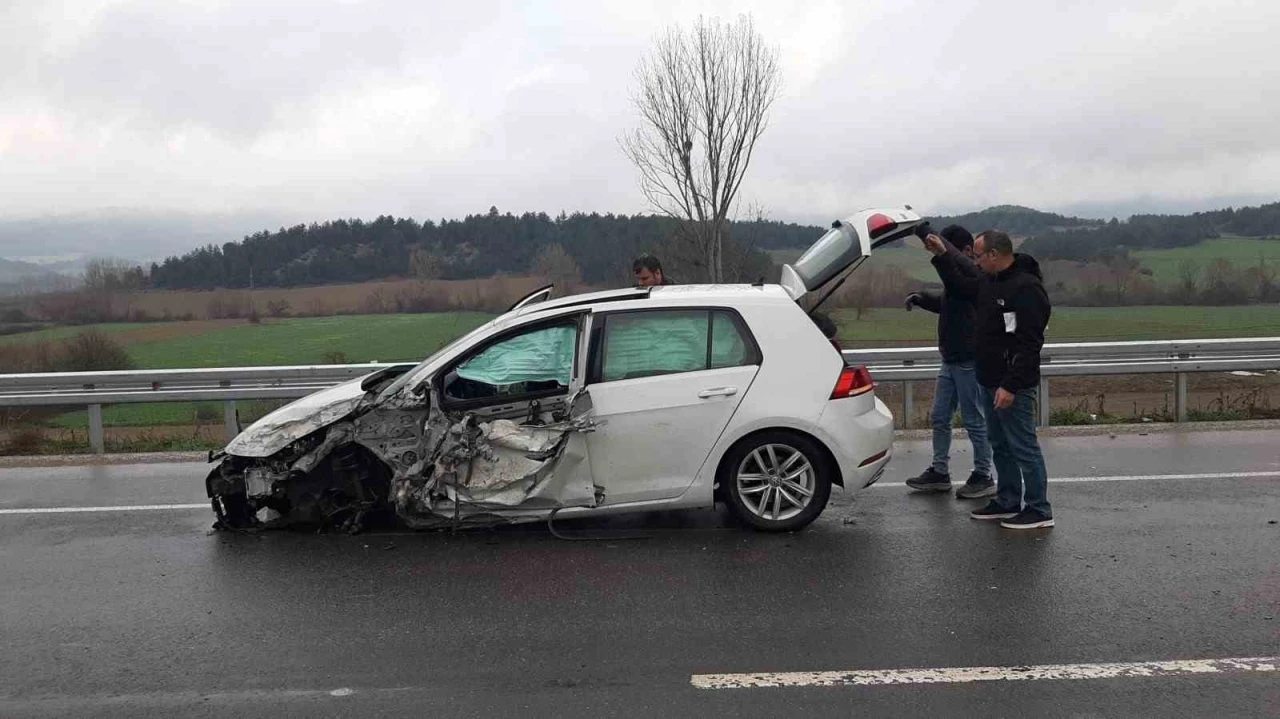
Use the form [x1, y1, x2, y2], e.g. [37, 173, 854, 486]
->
[970, 500, 1019, 520]
[1001, 509, 1055, 530]
[955, 472, 996, 499]
[906, 467, 952, 492]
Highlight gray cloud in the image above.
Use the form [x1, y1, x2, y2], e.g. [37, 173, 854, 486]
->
[2, 0, 1279, 236]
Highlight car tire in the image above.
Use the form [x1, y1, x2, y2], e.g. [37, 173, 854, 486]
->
[720, 431, 832, 532]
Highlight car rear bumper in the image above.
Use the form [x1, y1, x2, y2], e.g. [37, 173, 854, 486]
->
[814, 395, 895, 491]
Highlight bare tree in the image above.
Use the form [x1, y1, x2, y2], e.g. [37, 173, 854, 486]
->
[533, 243, 582, 291]
[622, 15, 780, 283]
[409, 247, 443, 280]
[1176, 259, 1199, 301]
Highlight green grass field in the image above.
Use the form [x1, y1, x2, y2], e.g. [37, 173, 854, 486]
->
[21, 313, 491, 431]
[1132, 236, 1280, 283]
[0, 322, 169, 345]
[124, 312, 492, 368]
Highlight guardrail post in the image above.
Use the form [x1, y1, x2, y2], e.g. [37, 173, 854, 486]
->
[88, 404, 104, 454]
[223, 400, 239, 441]
[903, 380, 914, 429]
[1038, 377, 1050, 427]
[1175, 372, 1188, 422]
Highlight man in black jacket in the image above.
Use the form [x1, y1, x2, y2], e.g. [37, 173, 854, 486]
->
[903, 225, 994, 499]
[925, 230, 1054, 530]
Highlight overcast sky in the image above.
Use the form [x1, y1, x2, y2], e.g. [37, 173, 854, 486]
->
[3, 0, 1280, 228]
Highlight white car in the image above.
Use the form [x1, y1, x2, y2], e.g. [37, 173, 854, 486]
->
[205, 208, 923, 532]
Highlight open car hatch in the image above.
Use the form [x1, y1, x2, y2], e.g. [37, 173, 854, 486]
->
[780, 207, 924, 305]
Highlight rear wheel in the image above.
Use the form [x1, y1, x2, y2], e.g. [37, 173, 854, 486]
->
[720, 431, 832, 532]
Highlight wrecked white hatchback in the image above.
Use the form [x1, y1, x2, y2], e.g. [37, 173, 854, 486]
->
[205, 208, 922, 533]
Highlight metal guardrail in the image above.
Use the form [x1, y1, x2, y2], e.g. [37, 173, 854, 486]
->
[843, 337, 1280, 428]
[2, 338, 1279, 453]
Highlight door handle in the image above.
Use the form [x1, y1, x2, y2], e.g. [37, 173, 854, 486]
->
[698, 387, 738, 399]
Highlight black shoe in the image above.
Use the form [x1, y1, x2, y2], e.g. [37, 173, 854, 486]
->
[955, 472, 996, 499]
[906, 468, 952, 492]
[970, 500, 1019, 520]
[1000, 509, 1055, 530]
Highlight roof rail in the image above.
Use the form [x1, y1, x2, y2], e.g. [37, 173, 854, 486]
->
[515, 286, 651, 314]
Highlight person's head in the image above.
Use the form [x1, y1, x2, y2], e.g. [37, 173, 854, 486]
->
[632, 255, 665, 287]
[972, 230, 1015, 275]
[940, 225, 975, 257]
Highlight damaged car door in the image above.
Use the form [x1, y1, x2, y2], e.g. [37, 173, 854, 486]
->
[395, 313, 601, 526]
[581, 308, 761, 505]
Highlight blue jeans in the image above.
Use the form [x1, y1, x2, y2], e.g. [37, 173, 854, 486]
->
[981, 386, 1051, 516]
[931, 361, 992, 476]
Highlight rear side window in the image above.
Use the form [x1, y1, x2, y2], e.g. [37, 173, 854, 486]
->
[710, 311, 753, 369]
[598, 309, 759, 383]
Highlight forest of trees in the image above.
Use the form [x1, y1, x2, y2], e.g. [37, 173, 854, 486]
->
[137, 202, 1280, 291]
[1021, 202, 1280, 261]
[148, 209, 799, 289]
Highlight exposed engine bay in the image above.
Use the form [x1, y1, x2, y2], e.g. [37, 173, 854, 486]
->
[205, 367, 601, 533]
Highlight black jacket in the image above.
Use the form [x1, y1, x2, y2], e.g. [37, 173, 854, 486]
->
[933, 247, 1051, 391]
[915, 255, 978, 362]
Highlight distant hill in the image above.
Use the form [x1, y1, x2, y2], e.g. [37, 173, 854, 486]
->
[1020, 201, 1280, 261]
[930, 205, 1103, 236]
[148, 210, 816, 288]
[0, 257, 49, 283]
[47, 200, 1280, 290]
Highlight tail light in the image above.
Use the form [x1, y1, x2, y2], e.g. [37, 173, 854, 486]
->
[831, 365, 875, 399]
[867, 213, 898, 240]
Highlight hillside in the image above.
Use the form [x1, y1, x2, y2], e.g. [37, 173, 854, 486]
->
[72, 200, 1280, 292]
[148, 210, 816, 288]
[1021, 202, 1280, 261]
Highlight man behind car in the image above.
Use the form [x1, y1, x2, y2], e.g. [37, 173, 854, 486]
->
[925, 230, 1055, 530]
[633, 255, 674, 287]
[904, 224, 994, 499]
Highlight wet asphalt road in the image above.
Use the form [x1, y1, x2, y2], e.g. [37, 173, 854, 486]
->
[1, 429, 1278, 718]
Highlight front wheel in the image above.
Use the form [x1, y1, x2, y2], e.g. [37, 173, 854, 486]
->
[720, 431, 832, 532]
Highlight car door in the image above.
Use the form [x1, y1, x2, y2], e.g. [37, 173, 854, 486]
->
[431, 312, 599, 510]
[583, 308, 761, 505]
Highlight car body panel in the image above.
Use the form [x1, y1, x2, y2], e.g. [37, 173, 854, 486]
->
[224, 378, 368, 458]
[585, 364, 759, 504]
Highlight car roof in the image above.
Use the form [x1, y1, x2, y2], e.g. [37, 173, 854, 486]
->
[510, 284, 792, 323]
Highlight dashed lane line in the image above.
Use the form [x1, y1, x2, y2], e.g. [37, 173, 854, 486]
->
[691, 656, 1280, 690]
[871, 470, 1280, 487]
[0, 503, 208, 515]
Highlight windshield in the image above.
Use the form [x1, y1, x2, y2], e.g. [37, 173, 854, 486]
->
[376, 317, 499, 400]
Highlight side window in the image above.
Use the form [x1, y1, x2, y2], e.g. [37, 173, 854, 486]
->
[444, 321, 578, 403]
[602, 310, 708, 382]
[598, 309, 759, 383]
[709, 311, 756, 369]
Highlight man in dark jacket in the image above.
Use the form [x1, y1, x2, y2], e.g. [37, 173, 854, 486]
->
[903, 225, 994, 499]
[925, 230, 1054, 530]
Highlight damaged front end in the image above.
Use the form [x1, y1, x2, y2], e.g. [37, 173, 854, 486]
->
[207, 383, 600, 533]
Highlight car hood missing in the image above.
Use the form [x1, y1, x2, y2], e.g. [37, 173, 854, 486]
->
[224, 378, 368, 458]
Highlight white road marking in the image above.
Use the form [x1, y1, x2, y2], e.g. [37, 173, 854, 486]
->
[691, 656, 1280, 690]
[873, 470, 1280, 488]
[0, 503, 208, 515]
